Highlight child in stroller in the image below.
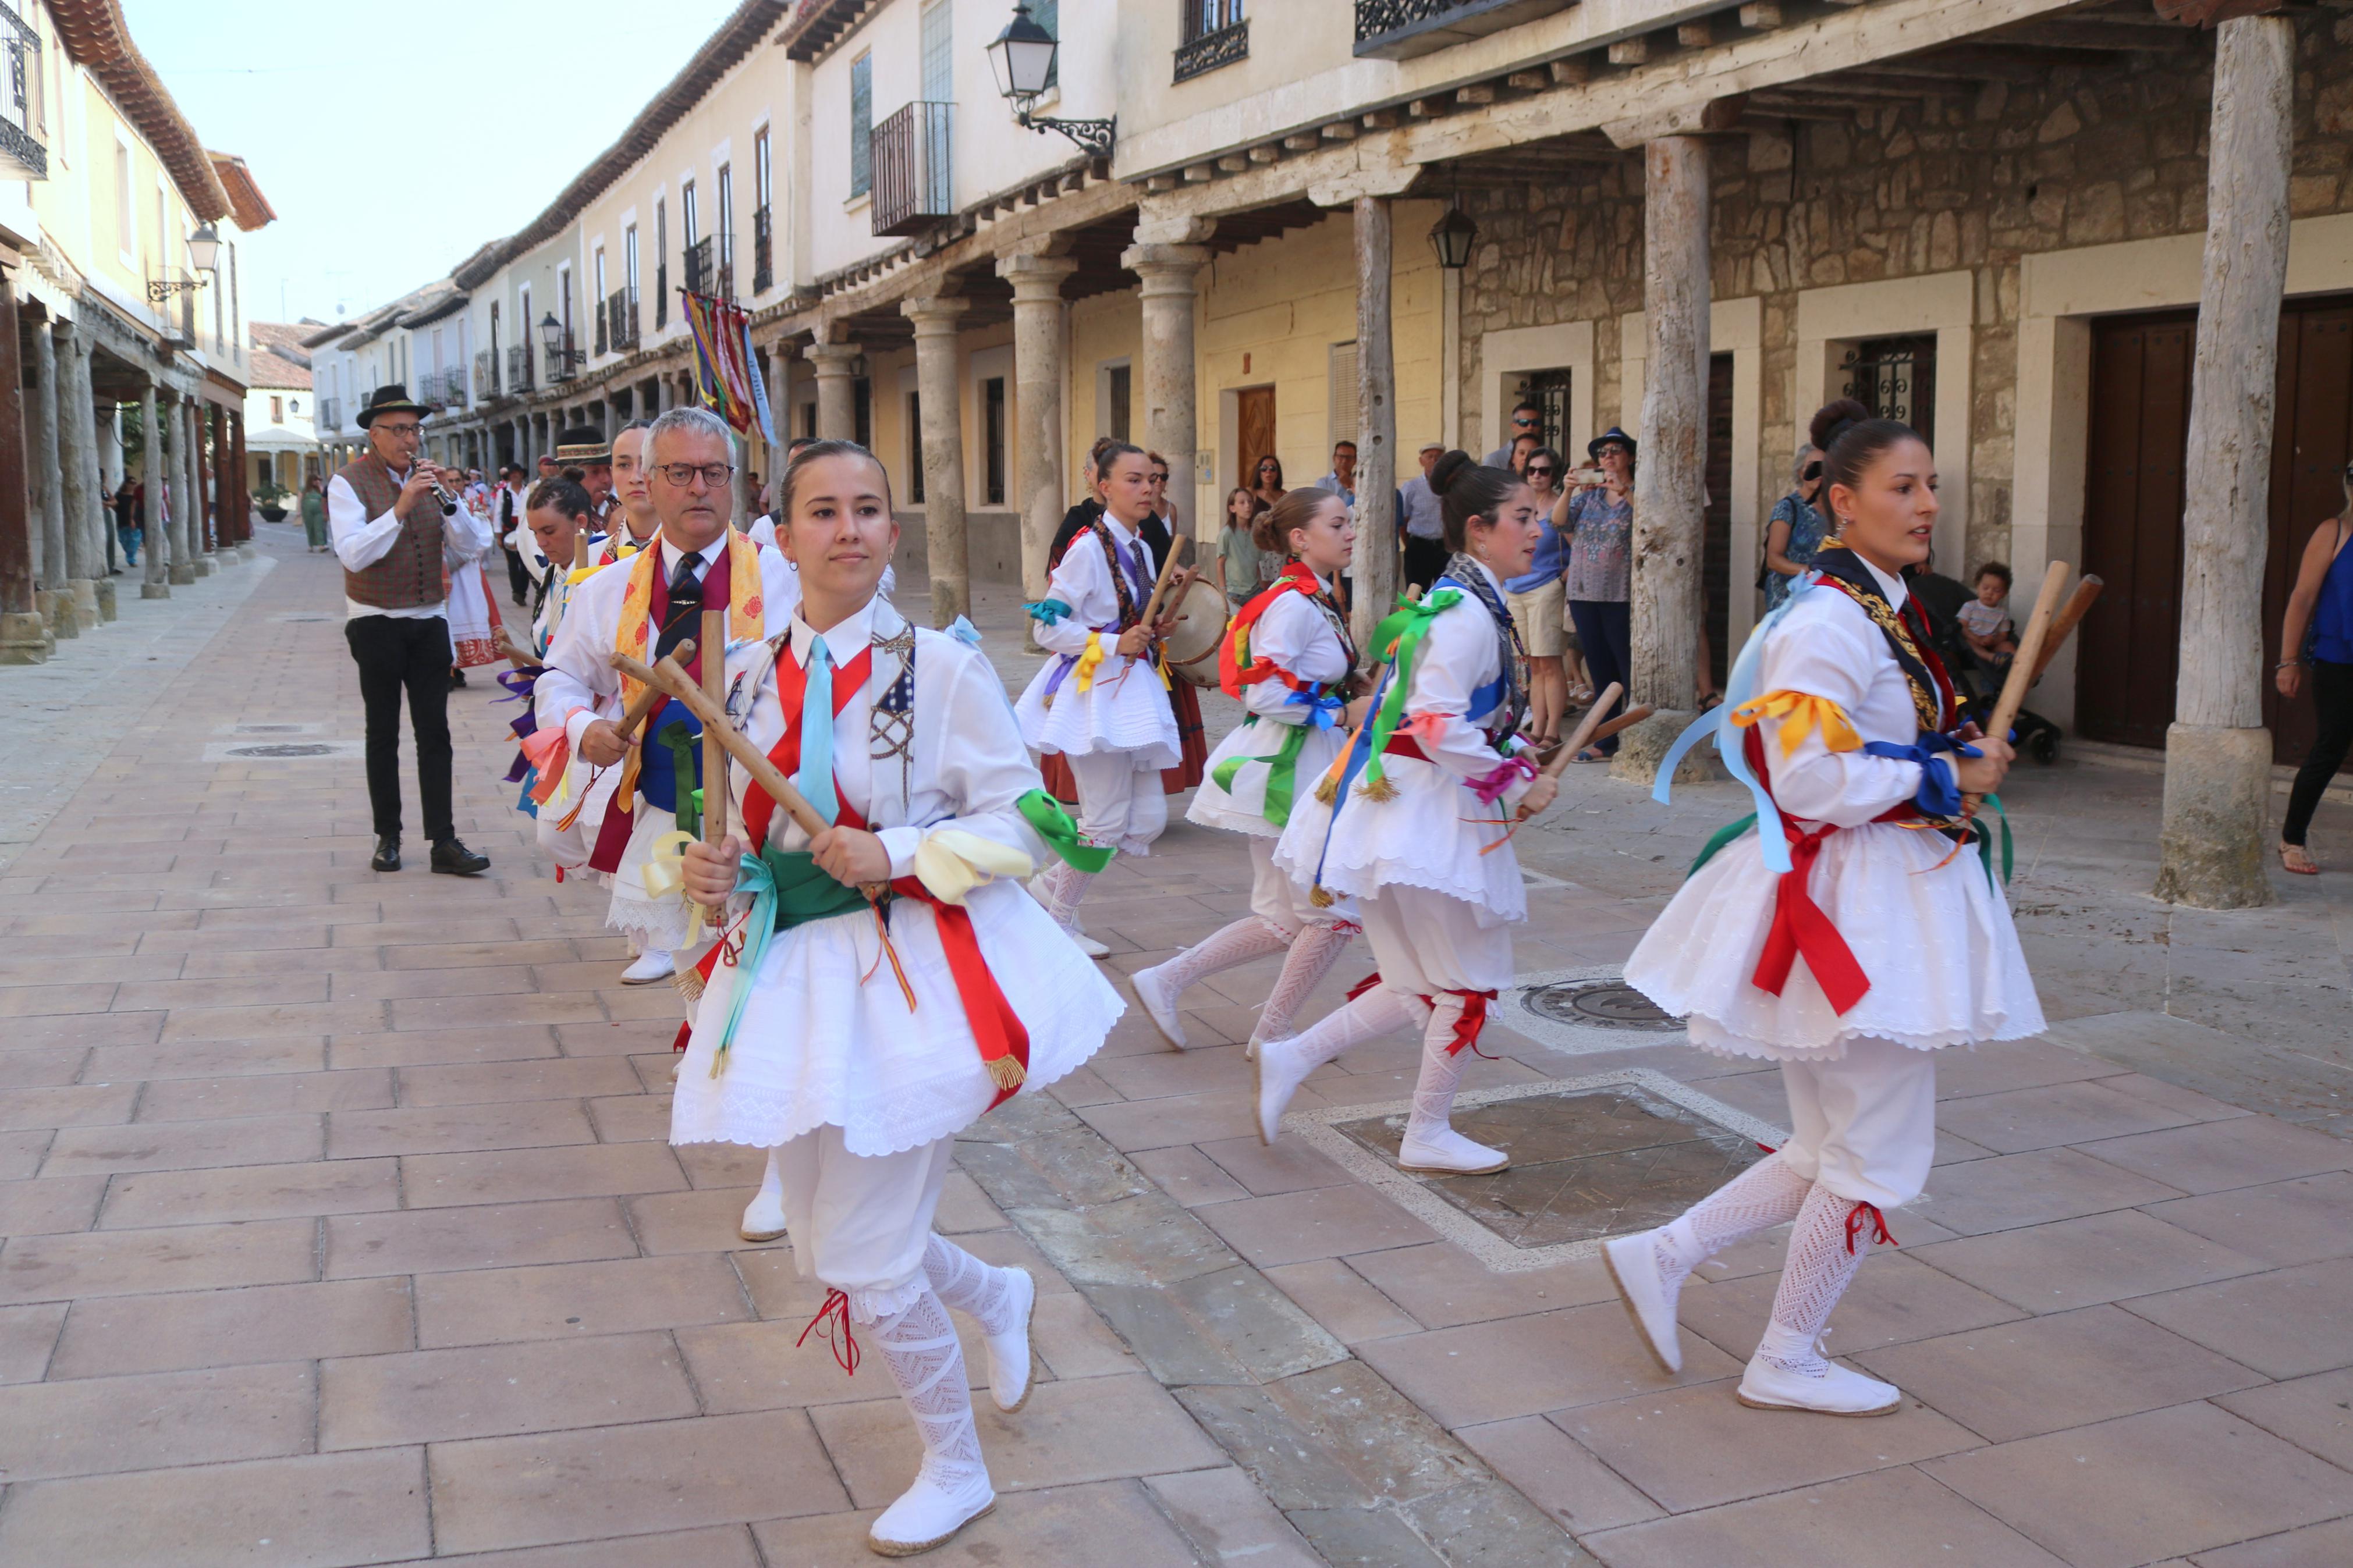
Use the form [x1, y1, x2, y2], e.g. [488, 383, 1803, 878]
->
[1905, 561, 2064, 764]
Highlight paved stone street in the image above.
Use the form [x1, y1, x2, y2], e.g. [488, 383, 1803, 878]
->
[3, 523, 2352, 1566]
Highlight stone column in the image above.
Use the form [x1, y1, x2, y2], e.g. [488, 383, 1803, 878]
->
[232, 411, 254, 557]
[141, 385, 169, 599]
[1122, 242, 1210, 554]
[171, 397, 200, 583]
[805, 342, 860, 442]
[28, 315, 74, 637]
[1000, 253, 1079, 643]
[0, 268, 48, 663]
[2157, 13, 2297, 910]
[904, 296, 971, 625]
[1616, 135, 1713, 785]
[54, 322, 102, 626]
[764, 345, 792, 502]
[1352, 196, 1400, 654]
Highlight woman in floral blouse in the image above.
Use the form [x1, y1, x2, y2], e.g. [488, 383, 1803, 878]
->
[1763, 445, 1830, 611]
[1556, 428, 1635, 760]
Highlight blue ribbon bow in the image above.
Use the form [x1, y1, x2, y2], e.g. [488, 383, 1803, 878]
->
[1022, 598, 1073, 626]
[1864, 733, 1981, 819]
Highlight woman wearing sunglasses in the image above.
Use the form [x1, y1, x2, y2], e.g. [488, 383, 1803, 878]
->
[1762, 446, 1830, 611]
[1503, 448, 1572, 748]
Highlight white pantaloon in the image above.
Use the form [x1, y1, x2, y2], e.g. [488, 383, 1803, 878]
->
[1361, 884, 1514, 998]
[1064, 748, 1167, 856]
[1247, 838, 1317, 934]
[1774, 1036, 1937, 1208]
[775, 1127, 957, 1323]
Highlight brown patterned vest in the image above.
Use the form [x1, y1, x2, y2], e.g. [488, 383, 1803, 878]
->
[338, 453, 446, 610]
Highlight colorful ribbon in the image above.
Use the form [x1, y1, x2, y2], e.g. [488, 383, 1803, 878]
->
[1016, 790, 1116, 872]
[910, 828, 1035, 906]
[1023, 598, 1073, 625]
[1731, 689, 1861, 759]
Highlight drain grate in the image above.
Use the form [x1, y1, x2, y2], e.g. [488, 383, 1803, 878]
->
[228, 743, 334, 758]
[1523, 977, 1680, 1033]
[1499, 965, 1687, 1057]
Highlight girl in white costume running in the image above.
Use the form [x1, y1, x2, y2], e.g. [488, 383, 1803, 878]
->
[1604, 398, 2041, 1417]
[1132, 488, 1367, 1056]
[677, 442, 1124, 1555]
[1259, 453, 1561, 1175]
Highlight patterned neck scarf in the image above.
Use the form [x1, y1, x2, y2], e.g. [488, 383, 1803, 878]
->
[1439, 551, 1529, 737]
[1807, 543, 1954, 734]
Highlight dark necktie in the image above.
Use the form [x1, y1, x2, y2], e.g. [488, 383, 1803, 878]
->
[656, 552, 703, 659]
[1119, 539, 1150, 606]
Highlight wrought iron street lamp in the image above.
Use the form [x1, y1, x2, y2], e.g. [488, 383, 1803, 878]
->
[147, 222, 223, 303]
[986, 3, 1115, 159]
[1428, 202, 1478, 271]
[538, 311, 585, 375]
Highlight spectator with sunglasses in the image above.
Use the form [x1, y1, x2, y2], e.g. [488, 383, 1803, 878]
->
[1486, 400, 1543, 467]
[1763, 445, 1831, 610]
[1504, 447, 1573, 746]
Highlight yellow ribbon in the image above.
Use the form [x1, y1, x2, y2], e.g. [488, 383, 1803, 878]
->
[643, 829, 706, 943]
[1730, 689, 1861, 759]
[910, 829, 1037, 906]
[1073, 631, 1107, 694]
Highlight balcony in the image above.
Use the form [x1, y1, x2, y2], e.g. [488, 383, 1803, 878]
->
[752, 205, 773, 296]
[507, 343, 534, 393]
[606, 289, 640, 355]
[474, 348, 498, 399]
[320, 396, 342, 430]
[1175, 13, 1248, 83]
[655, 264, 669, 330]
[592, 307, 606, 357]
[0, 9, 45, 181]
[423, 367, 467, 410]
[1353, 0, 1564, 60]
[684, 235, 726, 300]
[548, 330, 579, 383]
[871, 101, 953, 238]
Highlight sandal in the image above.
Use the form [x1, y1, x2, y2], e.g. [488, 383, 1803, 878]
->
[1572, 747, 1610, 765]
[2280, 842, 2320, 876]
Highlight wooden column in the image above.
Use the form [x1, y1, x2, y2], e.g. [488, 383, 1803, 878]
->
[1352, 195, 1400, 654]
[805, 342, 860, 443]
[999, 253, 1079, 646]
[1122, 241, 1209, 556]
[0, 268, 47, 663]
[2156, 12, 2296, 910]
[230, 410, 250, 547]
[141, 384, 169, 599]
[904, 296, 971, 625]
[1616, 134, 1713, 785]
[169, 397, 198, 584]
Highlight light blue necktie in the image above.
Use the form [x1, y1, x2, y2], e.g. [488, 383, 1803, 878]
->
[793, 634, 837, 826]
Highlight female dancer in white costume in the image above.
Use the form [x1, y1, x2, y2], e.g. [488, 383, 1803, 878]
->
[1604, 398, 2040, 1415]
[677, 442, 1123, 1553]
[1131, 488, 1367, 1056]
[1258, 453, 1561, 1175]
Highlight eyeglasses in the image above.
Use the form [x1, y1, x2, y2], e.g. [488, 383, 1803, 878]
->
[1512, 414, 1538, 427]
[376, 423, 423, 440]
[1151, 472, 1169, 483]
[655, 462, 736, 489]
[1525, 465, 1556, 478]
[1802, 462, 1823, 481]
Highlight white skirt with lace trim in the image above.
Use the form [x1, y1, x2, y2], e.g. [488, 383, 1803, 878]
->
[1270, 752, 1524, 927]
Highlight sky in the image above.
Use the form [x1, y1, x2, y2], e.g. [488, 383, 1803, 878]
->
[122, 0, 743, 329]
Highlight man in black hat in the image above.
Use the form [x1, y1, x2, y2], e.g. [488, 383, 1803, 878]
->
[327, 384, 494, 876]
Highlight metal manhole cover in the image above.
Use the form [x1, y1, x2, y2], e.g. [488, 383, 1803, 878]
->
[236, 724, 301, 734]
[228, 743, 334, 758]
[1524, 977, 1679, 1032]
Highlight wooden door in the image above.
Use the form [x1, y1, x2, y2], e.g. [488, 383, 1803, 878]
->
[1237, 387, 1277, 495]
[2079, 311, 2195, 749]
[2264, 300, 2353, 765]
[1703, 353, 1733, 689]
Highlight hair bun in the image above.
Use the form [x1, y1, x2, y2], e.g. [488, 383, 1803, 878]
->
[1808, 396, 1873, 455]
[1430, 449, 1477, 495]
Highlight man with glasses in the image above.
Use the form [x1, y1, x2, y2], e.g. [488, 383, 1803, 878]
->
[536, 407, 799, 992]
[329, 385, 494, 877]
[1485, 399, 1545, 467]
[1318, 440, 1358, 510]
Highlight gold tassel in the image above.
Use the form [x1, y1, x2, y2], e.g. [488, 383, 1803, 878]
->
[708, 1046, 729, 1080]
[1314, 773, 1339, 806]
[1308, 884, 1336, 909]
[986, 1055, 1027, 1091]
[1361, 774, 1399, 803]
[672, 968, 705, 1005]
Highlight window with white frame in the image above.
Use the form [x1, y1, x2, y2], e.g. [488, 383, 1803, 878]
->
[850, 53, 872, 198]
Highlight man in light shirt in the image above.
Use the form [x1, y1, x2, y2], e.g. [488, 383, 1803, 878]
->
[327, 385, 494, 877]
[1398, 439, 1447, 591]
[1485, 400, 1543, 467]
[1317, 440, 1358, 509]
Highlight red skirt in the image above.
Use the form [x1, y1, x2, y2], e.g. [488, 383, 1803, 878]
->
[1038, 679, 1208, 802]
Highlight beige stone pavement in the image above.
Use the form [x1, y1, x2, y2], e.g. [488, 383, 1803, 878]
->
[3, 525, 2352, 1567]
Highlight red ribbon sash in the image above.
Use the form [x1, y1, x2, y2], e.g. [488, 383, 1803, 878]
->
[889, 878, 1031, 1110]
[739, 641, 874, 851]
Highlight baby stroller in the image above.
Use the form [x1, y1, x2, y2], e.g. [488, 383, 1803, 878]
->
[1906, 569, 2063, 764]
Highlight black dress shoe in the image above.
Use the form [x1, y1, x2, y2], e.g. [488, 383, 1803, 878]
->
[371, 834, 401, 873]
[431, 838, 490, 876]
[448, 668, 469, 689]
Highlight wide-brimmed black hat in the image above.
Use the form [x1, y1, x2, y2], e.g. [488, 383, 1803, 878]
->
[356, 384, 432, 427]
[1588, 426, 1636, 461]
[554, 424, 612, 465]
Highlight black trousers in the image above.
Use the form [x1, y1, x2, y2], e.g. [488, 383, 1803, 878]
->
[346, 614, 455, 842]
[503, 545, 531, 606]
[1568, 598, 1632, 755]
[1404, 535, 1449, 592]
[2283, 659, 2353, 847]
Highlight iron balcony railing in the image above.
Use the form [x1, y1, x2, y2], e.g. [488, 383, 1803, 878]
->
[1354, 0, 1557, 60]
[1176, 3, 1248, 83]
[871, 101, 953, 238]
[319, 396, 342, 430]
[606, 289, 640, 354]
[752, 205, 773, 296]
[592, 307, 606, 358]
[655, 263, 669, 329]
[507, 343, 534, 393]
[0, 5, 45, 181]
[685, 236, 727, 299]
[548, 330, 579, 383]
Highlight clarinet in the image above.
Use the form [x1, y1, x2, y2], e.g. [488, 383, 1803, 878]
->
[419, 461, 459, 518]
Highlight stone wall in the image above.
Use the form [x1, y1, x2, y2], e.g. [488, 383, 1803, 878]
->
[1457, 9, 2353, 572]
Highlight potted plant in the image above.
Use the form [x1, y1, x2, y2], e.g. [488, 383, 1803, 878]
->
[254, 479, 290, 522]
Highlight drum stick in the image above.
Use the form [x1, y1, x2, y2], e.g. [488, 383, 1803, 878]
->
[699, 607, 729, 861]
[2027, 575, 2104, 687]
[1539, 682, 1625, 780]
[611, 638, 694, 746]
[1140, 535, 1191, 628]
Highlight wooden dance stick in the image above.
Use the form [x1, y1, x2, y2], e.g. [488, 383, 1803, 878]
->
[572, 531, 591, 572]
[610, 638, 693, 746]
[698, 609, 730, 876]
[494, 627, 541, 670]
[2027, 574, 2104, 688]
[1539, 682, 1624, 776]
[1985, 560, 2070, 748]
[1138, 534, 1191, 630]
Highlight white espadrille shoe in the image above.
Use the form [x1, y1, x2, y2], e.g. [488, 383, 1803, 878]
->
[1736, 1327, 1900, 1416]
[1601, 1230, 1684, 1374]
[1130, 962, 1188, 1050]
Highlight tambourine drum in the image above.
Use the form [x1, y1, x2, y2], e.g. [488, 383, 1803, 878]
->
[1161, 577, 1231, 688]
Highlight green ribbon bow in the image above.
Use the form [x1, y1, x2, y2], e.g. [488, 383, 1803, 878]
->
[1211, 717, 1312, 829]
[1356, 591, 1461, 797]
[1016, 788, 1115, 873]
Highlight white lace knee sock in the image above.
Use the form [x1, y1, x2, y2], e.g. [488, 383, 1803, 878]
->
[1030, 860, 1093, 929]
[1154, 915, 1292, 1003]
[1755, 1182, 1880, 1374]
[924, 1234, 1018, 1335]
[873, 1287, 987, 1488]
[1403, 994, 1475, 1147]
[1251, 919, 1356, 1047]
[1276, 981, 1417, 1072]
[1652, 1151, 1813, 1292]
